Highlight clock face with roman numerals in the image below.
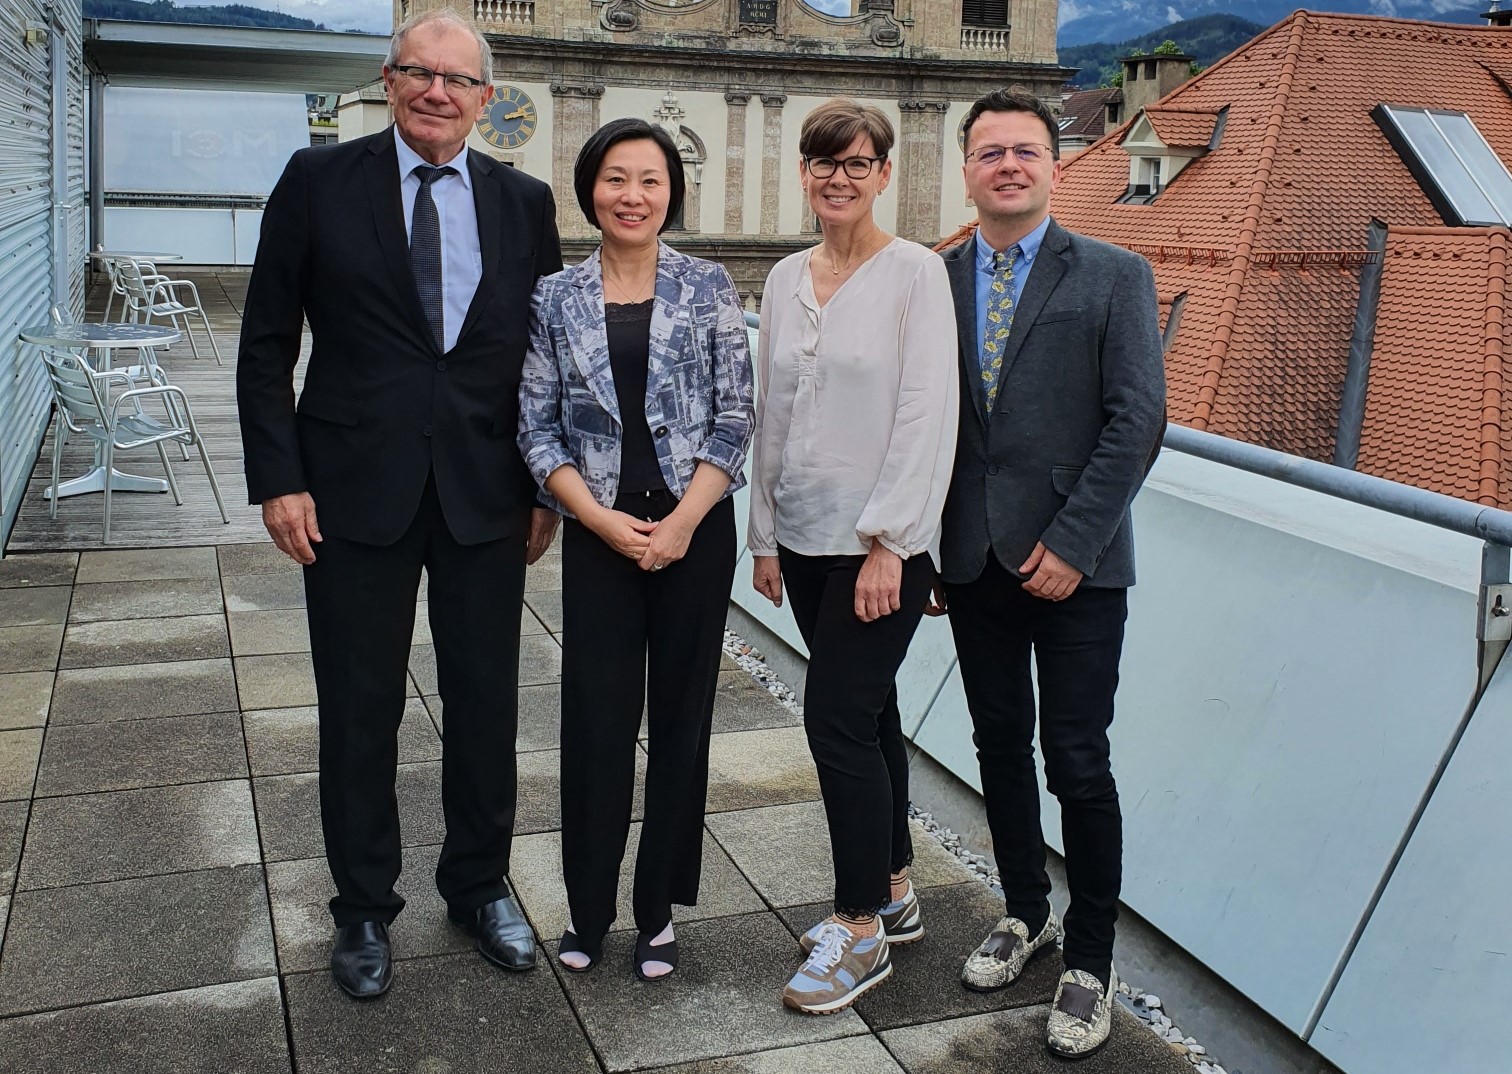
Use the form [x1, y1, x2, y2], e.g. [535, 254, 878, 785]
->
[478, 86, 537, 150]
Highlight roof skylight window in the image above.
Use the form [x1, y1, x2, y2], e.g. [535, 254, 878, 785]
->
[1374, 105, 1512, 226]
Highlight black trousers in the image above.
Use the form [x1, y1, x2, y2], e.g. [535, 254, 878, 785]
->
[778, 546, 934, 917]
[304, 474, 526, 927]
[944, 557, 1127, 976]
[560, 491, 736, 946]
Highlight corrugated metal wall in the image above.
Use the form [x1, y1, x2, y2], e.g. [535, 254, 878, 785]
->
[0, 1, 85, 552]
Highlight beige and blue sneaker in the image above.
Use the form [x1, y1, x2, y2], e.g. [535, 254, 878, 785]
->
[799, 880, 924, 953]
[781, 920, 892, 1015]
[1046, 966, 1117, 1058]
[960, 909, 1061, 992]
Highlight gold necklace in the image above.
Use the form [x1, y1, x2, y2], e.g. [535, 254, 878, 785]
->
[823, 234, 883, 276]
[605, 269, 655, 303]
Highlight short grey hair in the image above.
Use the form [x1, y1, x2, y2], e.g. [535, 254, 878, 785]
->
[385, 8, 493, 85]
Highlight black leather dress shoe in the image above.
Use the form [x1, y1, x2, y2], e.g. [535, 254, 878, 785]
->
[449, 893, 537, 971]
[330, 921, 393, 999]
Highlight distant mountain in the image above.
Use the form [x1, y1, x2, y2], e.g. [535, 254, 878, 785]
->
[1058, 0, 1488, 47]
[1060, 14, 1264, 87]
[84, 0, 325, 30]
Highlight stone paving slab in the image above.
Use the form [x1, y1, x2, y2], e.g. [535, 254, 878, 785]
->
[49, 658, 239, 725]
[0, 552, 77, 589]
[0, 978, 293, 1074]
[525, 590, 563, 633]
[59, 614, 230, 668]
[704, 670, 802, 735]
[252, 762, 445, 863]
[234, 651, 419, 711]
[0, 729, 42, 801]
[641, 1036, 906, 1074]
[0, 864, 276, 1015]
[217, 543, 297, 576]
[75, 546, 220, 585]
[510, 822, 766, 941]
[777, 883, 1066, 1032]
[244, 699, 439, 777]
[283, 952, 599, 1074]
[705, 726, 821, 813]
[515, 682, 562, 751]
[226, 609, 310, 656]
[67, 578, 224, 622]
[0, 624, 64, 674]
[221, 571, 306, 612]
[552, 911, 868, 1072]
[525, 558, 563, 593]
[267, 844, 474, 973]
[0, 585, 71, 627]
[0, 800, 25, 887]
[515, 747, 647, 836]
[18, 779, 260, 890]
[880, 1004, 1194, 1074]
[35, 712, 247, 796]
[0, 895, 8, 958]
[706, 804, 977, 910]
[0, 671, 52, 729]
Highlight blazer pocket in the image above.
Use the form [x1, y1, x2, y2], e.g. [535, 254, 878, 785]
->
[1034, 306, 1087, 326]
[1051, 465, 1084, 496]
[296, 396, 360, 427]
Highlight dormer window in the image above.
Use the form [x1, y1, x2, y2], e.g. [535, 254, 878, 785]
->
[1119, 104, 1224, 203]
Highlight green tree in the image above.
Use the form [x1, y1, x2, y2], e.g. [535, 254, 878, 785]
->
[1154, 39, 1183, 55]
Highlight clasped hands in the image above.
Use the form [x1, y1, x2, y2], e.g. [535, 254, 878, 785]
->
[588, 506, 694, 572]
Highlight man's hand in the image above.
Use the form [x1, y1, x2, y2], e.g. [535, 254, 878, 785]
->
[1018, 541, 1083, 601]
[263, 492, 322, 565]
[923, 579, 949, 617]
[526, 507, 559, 565]
[752, 555, 783, 608]
[855, 543, 903, 623]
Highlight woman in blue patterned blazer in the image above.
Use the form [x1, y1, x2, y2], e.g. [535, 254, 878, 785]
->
[518, 118, 755, 981]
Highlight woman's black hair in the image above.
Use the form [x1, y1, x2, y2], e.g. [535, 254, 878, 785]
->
[573, 118, 686, 235]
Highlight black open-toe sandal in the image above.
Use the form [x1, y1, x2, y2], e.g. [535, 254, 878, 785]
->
[558, 929, 601, 973]
[633, 931, 679, 982]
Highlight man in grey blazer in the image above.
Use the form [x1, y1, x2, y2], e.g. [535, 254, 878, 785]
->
[932, 88, 1165, 1059]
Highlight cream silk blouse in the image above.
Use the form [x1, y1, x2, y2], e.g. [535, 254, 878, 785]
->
[747, 238, 960, 564]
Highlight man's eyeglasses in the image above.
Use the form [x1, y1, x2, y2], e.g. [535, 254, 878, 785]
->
[804, 154, 888, 180]
[391, 64, 488, 93]
[965, 143, 1057, 167]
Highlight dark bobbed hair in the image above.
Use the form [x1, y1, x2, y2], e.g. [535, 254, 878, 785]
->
[960, 87, 1060, 160]
[799, 98, 895, 160]
[573, 118, 686, 235]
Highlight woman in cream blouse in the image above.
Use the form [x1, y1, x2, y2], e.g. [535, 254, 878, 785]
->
[748, 98, 959, 1015]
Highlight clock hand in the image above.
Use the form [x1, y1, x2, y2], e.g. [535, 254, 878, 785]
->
[502, 108, 530, 121]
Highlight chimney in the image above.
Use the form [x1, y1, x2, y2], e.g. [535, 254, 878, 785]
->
[1486, 0, 1512, 26]
[1121, 50, 1193, 116]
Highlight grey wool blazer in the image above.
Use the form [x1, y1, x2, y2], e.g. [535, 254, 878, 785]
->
[937, 218, 1167, 589]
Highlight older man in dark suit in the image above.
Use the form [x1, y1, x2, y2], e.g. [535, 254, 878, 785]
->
[932, 88, 1166, 1058]
[237, 8, 562, 999]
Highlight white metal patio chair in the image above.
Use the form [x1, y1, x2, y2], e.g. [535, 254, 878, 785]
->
[39, 346, 228, 542]
[117, 259, 225, 365]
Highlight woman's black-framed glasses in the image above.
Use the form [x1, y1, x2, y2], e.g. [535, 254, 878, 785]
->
[804, 154, 888, 179]
[392, 64, 488, 93]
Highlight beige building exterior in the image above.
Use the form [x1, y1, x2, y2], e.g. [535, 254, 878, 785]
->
[340, 0, 1068, 300]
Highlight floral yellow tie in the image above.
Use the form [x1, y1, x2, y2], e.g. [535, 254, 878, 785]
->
[981, 245, 1020, 414]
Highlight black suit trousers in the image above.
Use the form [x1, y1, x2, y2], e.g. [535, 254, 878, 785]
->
[304, 474, 525, 927]
[559, 492, 736, 947]
[945, 559, 1127, 977]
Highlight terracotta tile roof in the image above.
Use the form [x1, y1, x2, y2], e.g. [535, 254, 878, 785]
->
[936, 11, 1512, 507]
[1142, 106, 1221, 148]
[1060, 88, 1121, 140]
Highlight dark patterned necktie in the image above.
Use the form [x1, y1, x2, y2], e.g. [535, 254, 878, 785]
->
[410, 164, 456, 352]
[980, 244, 1021, 414]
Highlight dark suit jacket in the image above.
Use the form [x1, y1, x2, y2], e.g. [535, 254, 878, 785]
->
[938, 218, 1166, 589]
[237, 127, 563, 547]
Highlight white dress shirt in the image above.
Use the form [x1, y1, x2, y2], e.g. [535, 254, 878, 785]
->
[748, 238, 960, 564]
[394, 129, 483, 354]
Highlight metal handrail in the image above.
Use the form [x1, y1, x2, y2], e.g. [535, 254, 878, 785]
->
[1162, 424, 1512, 547]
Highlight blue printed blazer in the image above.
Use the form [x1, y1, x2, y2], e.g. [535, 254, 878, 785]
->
[519, 243, 755, 516]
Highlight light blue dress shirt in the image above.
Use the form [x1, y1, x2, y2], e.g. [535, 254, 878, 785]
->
[973, 215, 1051, 365]
[394, 130, 483, 354]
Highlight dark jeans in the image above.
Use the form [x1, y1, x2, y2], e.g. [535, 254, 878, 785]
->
[304, 474, 526, 927]
[560, 491, 736, 946]
[778, 546, 934, 917]
[945, 557, 1127, 978]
